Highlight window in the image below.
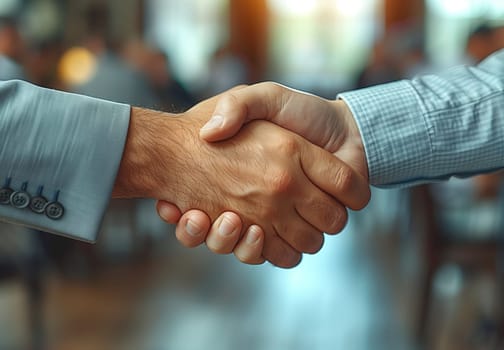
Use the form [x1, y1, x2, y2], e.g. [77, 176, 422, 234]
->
[268, 0, 382, 94]
[145, 0, 229, 90]
[146, 0, 382, 95]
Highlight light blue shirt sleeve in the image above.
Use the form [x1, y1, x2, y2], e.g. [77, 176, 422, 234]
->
[339, 49, 504, 188]
[0, 80, 130, 241]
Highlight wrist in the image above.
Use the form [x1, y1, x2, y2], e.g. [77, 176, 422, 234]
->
[113, 107, 185, 199]
[333, 99, 369, 181]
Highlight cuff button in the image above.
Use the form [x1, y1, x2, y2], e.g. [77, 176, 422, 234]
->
[0, 188, 13, 205]
[30, 196, 48, 214]
[45, 202, 64, 220]
[10, 191, 30, 209]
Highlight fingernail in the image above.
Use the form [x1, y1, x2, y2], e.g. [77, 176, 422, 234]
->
[246, 226, 261, 244]
[158, 205, 171, 220]
[201, 115, 224, 131]
[185, 219, 202, 237]
[218, 214, 236, 237]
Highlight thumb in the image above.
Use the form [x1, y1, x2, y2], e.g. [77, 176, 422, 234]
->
[199, 106, 246, 143]
[199, 82, 284, 142]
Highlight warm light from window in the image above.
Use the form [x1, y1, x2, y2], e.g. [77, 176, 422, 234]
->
[489, 0, 504, 9]
[268, 0, 319, 16]
[427, 0, 478, 17]
[58, 47, 97, 87]
[334, 0, 378, 17]
[269, 0, 376, 17]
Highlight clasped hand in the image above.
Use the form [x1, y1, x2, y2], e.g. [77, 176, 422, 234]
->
[155, 83, 370, 268]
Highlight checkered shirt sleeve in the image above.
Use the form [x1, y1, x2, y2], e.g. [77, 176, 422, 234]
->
[339, 49, 504, 188]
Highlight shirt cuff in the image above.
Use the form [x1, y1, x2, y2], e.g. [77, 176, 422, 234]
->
[338, 81, 433, 187]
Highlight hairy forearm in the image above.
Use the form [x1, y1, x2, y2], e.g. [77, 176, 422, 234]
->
[112, 107, 186, 199]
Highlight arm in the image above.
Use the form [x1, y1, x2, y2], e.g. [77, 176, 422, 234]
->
[0, 80, 130, 241]
[119, 97, 368, 268]
[341, 48, 504, 186]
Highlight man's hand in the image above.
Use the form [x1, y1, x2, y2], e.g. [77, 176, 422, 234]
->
[156, 83, 370, 266]
[200, 83, 367, 178]
[114, 93, 369, 268]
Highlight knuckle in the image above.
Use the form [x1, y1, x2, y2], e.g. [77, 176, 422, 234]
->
[267, 132, 300, 158]
[221, 92, 240, 109]
[218, 90, 247, 117]
[267, 82, 286, 96]
[268, 168, 295, 194]
[253, 200, 277, 223]
[326, 207, 348, 234]
[278, 136, 299, 156]
[270, 170, 294, 194]
[333, 166, 355, 191]
[305, 197, 347, 234]
[231, 84, 249, 90]
[313, 199, 341, 232]
[278, 224, 323, 255]
[255, 204, 272, 222]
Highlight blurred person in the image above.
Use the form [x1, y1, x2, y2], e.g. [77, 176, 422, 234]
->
[451, 24, 504, 202]
[25, 39, 65, 89]
[203, 44, 251, 97]
[355, 34, 402, 88]
[157, 49, 504, 262]
[493, 26, 504, 50]
[0, 78, 368, 268]
[397, 30, 431, 79]
[68, 5, 158, 109]
[121, 40, 196, 112]
[0, 17, 25, 80]
[466, 24, 502, 64]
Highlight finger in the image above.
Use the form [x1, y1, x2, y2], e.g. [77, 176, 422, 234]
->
[206, 212, 243, 255]
[175, 210, 211, 248]
[300, 145, 371, 210]
[273, 218, 325, 254]
[233, 225, 266, 265]
[200, 82, 286, 142]
[156, 200, 182, 224]
[262, 228, 302, 268]
[295, 192, 348, 234]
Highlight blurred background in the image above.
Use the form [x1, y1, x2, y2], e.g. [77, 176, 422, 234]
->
[1, 0, 504, 349]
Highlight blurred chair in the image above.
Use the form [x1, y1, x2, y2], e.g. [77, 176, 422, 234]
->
[410, 177, 504, 346]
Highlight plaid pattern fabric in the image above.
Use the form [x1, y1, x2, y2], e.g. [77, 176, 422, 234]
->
[339, 49, 504, 188]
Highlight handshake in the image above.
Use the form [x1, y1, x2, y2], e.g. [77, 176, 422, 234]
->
[113, 83, 371, 268]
